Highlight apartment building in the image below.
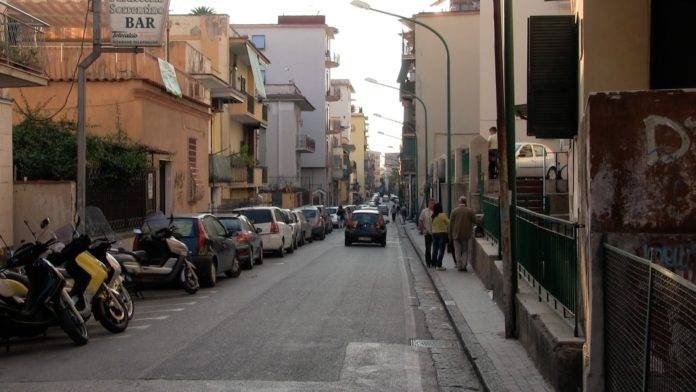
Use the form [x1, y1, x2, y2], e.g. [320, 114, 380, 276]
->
[327, 79, 354, 204]
[0, 1, 48, 248]
[350, 106, 368, 203]
[234, 16, 339, 202]
[169, 15, 269, 210]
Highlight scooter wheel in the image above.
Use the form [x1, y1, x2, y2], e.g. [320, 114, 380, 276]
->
[56, 292, 89, 346]
[181, 265, 199, 294]
[93, 291, 129, 333]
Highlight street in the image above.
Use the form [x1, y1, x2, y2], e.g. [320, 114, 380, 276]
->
[0, 226, 481, 392]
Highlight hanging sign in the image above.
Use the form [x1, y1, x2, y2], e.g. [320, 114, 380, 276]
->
[158, 58, 182, 97]
[108, 0, 171, 47]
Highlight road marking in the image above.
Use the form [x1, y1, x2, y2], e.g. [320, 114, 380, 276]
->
[133, 315, 169, 321]
[138, 301, 197, 308]
[197, 295, 209, 299]
[128, 325, 151, 330]
[138, 307, 186, 314]
[206, 290, 219, 294]
[91, 334, 132, 342]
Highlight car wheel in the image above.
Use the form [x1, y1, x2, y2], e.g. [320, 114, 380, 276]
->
[345, 237, 351, 247]
[226, 256, 242, 278]
[547, 167, 557, 180]
[241, 251, 254, 270]
[320, 230, 326, 241]
[256, 246, 264, 265]
[381, 239, 387, 248]
[277, 240, 285, 258]
[203, 260, 217, 287]
[288, 238, 295, 254]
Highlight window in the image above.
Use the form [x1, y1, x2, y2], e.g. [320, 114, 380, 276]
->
[239, 75, 247, 93]
[519, 145, 533, 158]
[532, 145, 546, 157]
[220, 218, 242, 233]
[251, 35, 266, 50]
[172, 219, 196, 237]
[260, 70, 266, 84]
[239, 209, 272, 224]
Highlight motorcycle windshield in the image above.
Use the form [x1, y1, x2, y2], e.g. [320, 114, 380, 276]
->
[85, 206, 121, 247]
[142, 212, 170, 234]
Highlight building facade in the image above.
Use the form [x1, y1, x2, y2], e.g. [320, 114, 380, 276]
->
[350, 107, 368, 203]
[234, 16, 339, 201]
[327, 79, 354, 204]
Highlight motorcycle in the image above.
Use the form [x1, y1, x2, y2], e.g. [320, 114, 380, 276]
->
[47, 216, 130, 334]
[113, 212, 199, 295]
[0, 219, 89, 348]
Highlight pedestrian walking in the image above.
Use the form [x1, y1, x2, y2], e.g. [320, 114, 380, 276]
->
[449, 196, 476, 272]
[431, 203, 450, 271]
[419, 198, 435, 268]
[391, 204, 399, 223]
[337, 205, 346, 228]
[400, 204, 407, 224]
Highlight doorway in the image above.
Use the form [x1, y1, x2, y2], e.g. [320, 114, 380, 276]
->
[158, 160, 172, 214]
[651, 0, 696, 89]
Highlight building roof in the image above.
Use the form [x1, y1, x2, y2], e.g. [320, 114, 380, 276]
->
[265, 83, 316, 111]
[331, 79, 355, 93]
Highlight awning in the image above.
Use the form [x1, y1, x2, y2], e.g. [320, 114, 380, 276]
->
[247, 43, 266, 100]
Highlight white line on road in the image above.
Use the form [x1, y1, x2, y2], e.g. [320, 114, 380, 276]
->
[137, 301, 197, 308]
[132, 315, 169, 321]
[91, 334, 132, 342]
[137, 308, 186, 314]
[127, 325, 151, 330]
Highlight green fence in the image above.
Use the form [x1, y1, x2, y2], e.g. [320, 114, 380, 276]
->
[482, 195, 500, 251]
[516, 207, 579, 332]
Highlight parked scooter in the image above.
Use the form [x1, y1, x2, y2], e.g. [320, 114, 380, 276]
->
[113, 212, 199, 295]
[47, 217, 130, 333]
[0, 219, 89, 348]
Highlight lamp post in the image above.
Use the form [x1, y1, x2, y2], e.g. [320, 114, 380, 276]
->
[365, 77, 428, 202]
[353, 0, 452, 213]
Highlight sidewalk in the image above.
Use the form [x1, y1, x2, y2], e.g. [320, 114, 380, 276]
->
[402, 222, 552, 392]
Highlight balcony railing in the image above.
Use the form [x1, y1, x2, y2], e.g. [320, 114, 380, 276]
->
[326, 87, 341, 102]
[0, 6, 47, 76]
[325, 51, 340, 68]
[296, 134, 316, 153]
[327, 119, 343, 135]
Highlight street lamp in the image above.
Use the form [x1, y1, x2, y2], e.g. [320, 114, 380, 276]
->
[377, 130, 402, 140]
[366, 77, 428, 195]
[353, 0, 452, 212]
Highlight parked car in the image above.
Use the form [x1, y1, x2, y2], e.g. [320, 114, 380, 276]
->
[235, 207, 293, 257]
[293, 210, 313, 245]
[316, 205, 333, 234]
[216, 213, 264, 269]
[515, 142, 557, 178]
[299, 206, 326, 240]
[345, 209, 387, 247]
[170, 214, 241, 287]
[378, 205, 390, 223]
[282, 209, 300, 251]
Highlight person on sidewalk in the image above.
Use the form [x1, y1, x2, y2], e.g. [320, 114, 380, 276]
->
[419, 198, 435, 267]
[337, 205, 346, 228]
[450, 196, 476, 272]
[391, 204, 399, 224]
[431, 203, 450, 271]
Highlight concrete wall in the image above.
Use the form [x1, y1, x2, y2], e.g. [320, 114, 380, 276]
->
[266, 101, 301, 182]
[0, 98, 12, 247]
[234, 24, 330, 178]
[415, 11, 480, 185]
[13, 181, 75, 246]
[169, 15, 231, 84]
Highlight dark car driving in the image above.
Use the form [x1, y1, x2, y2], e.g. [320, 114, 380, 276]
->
[345, 210, 387, 247]
[170, 214, 241, 287]
[216, 213, 264, 269]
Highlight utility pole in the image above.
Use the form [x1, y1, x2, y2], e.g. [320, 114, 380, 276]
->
[493, 0, 518, 338]
[76, 0, 142, 226]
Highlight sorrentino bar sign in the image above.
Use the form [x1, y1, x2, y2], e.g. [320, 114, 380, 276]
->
[108, 0, 170, 46]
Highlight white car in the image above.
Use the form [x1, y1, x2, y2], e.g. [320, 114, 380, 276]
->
[282, 209, 301, 251]
[326, 207, 343, 228]
[235, 207, 293, 257]
[515, 142, 558, 179]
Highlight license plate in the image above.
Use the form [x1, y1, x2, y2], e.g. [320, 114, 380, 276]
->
[359, 237, 371, 242]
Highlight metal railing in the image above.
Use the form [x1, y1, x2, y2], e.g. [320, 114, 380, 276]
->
[0, 5, 47, 75]
[246, 93, 255, 114]
[296, 134, 316, 153]
[516, 207, 579, 332]
[604, 244, 696, 392]
[482, 195, 501, 249]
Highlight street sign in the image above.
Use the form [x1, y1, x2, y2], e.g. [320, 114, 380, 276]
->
[108, 0, 170, 47]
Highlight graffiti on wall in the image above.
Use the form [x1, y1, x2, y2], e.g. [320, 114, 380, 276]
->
[644, 115, 693, 166]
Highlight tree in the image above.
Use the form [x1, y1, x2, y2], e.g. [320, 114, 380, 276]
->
[190, 6, 215, 15]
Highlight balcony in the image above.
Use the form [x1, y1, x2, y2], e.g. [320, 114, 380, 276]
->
[326, 87, 341, 102]
[0, 4, 48, 87]
[166, 41, 227, 90]
[325, 51, 340, 68]
[327, 118, 343, 135]
[296, 134, 316, 153]
[44, 46, 209, 105]
[230, 92, 265, 125]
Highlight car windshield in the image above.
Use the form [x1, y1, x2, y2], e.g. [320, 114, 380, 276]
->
[219, 218, 242, 233]
[327, 207, 337, 214]
[354, 213, 378, 224]
[239, 209, 272, 224]
[142, 212, 171, 234]
[301, 210, 317, 219]
[171, 219, 196, 237]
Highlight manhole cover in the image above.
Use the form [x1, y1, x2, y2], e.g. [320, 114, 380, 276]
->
[410, 339, 459, 349]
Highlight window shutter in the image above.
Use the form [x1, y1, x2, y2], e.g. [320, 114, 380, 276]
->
[527, 16, 579, 139]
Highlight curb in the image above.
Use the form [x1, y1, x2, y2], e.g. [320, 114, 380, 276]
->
[401, 223, 507, 392]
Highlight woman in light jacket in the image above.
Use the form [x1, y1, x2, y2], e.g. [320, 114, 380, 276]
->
[431, 203, 450, 271]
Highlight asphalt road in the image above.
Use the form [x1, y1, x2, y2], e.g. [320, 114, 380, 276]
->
[0, 225, 478, 392]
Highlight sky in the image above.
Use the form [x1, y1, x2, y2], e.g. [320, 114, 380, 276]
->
[171, 0, 447, 154]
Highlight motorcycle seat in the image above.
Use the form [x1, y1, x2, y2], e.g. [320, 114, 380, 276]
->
[131, 251, 150, 265]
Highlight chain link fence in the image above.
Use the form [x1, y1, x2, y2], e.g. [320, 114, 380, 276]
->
[604, 244, 696, 392]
